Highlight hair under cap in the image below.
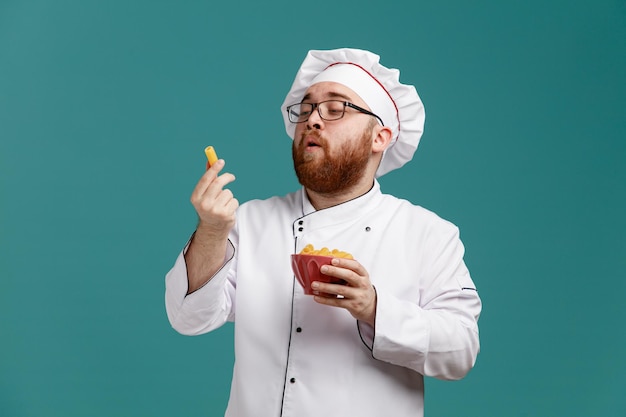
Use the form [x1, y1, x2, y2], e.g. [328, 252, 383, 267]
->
[281, 48, 425, 177]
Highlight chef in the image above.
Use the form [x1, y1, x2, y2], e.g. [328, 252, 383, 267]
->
[165, 48, 481, 417]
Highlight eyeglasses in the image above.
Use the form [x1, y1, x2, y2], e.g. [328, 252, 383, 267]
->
[286, 100, 384, 126]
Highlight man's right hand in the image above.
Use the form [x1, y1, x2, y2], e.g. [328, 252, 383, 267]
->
[185, 159, 238, 293]
[191, 159, 238, 237]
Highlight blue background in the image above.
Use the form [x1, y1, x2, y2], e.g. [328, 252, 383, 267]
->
[1, 0, 625, 416]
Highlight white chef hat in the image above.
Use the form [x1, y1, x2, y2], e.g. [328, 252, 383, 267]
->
[281, 48, 425, 177]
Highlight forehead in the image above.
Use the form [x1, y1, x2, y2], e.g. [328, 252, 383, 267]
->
[302, 81, 368, 107]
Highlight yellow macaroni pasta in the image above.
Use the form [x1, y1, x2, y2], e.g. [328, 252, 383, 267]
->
[299, 244, 353, 259]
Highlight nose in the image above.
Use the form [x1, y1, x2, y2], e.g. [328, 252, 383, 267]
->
[306, 105, 324, 130]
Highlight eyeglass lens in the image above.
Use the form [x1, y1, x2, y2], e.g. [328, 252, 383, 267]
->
[289, 101, 347, 123]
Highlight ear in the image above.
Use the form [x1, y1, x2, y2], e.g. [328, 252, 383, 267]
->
[371, 125, 393, 154]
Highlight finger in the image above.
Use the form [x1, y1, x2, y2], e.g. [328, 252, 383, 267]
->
[198, 159, 235, 191]
[222, 198, 239, 219]
[198, 187, 237, 217]
[191, 160, 224, 201]
[193, 179, 237, 230]
[312, 281, 354, 299]
[212, 172, 237, 193]
[320, 264, 363, 287]
[212, 191, 239, 218]
[313, 293, 349, 307]
[330, 257, 367, 276]
[313, 292, 341, 304]
[196, 171, 237, 204]
[213, 187, 234, 206]
[312, 291, 339, 299]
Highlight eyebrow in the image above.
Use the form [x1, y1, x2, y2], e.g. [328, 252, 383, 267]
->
[301, 91, 353, 102]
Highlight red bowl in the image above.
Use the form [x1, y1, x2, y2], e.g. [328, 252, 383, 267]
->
[291, 254, 346, 295]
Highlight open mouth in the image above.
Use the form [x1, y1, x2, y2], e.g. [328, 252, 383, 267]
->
[304, 135, 322, 148]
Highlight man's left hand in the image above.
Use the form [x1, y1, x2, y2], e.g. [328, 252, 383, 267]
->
[312, 258, 377, 327]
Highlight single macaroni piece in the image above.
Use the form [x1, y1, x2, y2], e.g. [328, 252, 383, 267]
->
[299, 244, 353, 259]
[205, 146, 218, 167]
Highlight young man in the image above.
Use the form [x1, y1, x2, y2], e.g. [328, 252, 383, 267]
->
[165, 48, 481, 417]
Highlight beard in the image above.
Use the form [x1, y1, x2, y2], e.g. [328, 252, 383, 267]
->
[292, 126, 372, 195]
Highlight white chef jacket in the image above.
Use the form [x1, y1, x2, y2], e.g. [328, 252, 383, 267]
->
[165, 180, 481, 417]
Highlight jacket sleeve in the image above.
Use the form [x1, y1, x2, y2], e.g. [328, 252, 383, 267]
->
[370, 225, 481, 380]
[164, 237, 237, 336]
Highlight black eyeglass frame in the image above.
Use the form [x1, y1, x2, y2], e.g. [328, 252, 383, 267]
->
[286, 100, 384, 126]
